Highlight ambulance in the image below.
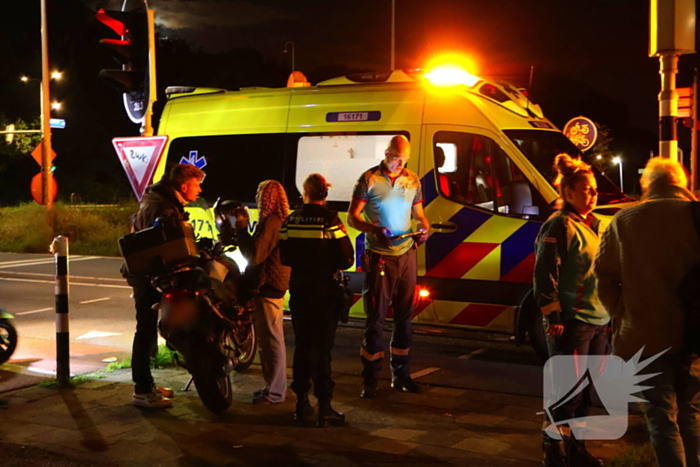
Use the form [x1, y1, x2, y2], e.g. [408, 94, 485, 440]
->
[152, 65, 629, 358]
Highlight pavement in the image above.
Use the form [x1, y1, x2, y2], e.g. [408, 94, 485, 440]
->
[0, 362, 651, 467]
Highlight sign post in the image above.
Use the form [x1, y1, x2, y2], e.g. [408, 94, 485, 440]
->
[111, 136, 168, 201]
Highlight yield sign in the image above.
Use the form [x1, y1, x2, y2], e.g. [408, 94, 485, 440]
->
[112, 136, 168, 201]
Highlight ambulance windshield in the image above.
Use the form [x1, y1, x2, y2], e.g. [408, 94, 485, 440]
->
[504, 129, 629, 205]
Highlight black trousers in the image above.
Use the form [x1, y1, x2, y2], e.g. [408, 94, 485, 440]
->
[289, 285, 339, 402]
[546, 319, 610, 424]
[131, 281, 160, 395]
[361, 248, 416, 382]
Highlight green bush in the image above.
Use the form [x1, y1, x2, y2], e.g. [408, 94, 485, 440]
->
[0, 202, 138, 256]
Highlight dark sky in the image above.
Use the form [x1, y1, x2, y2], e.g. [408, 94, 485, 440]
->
[143, 0, 695, 133]
[0, 0, 697, 202]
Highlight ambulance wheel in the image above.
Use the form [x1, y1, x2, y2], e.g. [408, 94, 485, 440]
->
[528, 311, 549, 363]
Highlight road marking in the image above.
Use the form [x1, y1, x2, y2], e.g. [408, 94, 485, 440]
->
[77, 331, 121, 340]
[16, 307, 54, 316]
[459, 348, 487, 359]
[0, 271, 125, 283]
[79, 297, 111, 304]
[410, 367, 440, 380]
[0, 277, 131, 290]
[0, 256, 98, 269]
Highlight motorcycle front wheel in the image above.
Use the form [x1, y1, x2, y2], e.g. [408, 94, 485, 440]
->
[190, 336, 232, 413]
[0, 319, 18, 365]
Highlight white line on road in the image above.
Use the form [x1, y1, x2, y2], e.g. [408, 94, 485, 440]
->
[410, 367, 440, 380]
[0, 256, 98, 269]
[79, 297, 111, 304]
[16, 307, 54, 316]
[459, 348, 487, 359]
[0, 277, 131, 289]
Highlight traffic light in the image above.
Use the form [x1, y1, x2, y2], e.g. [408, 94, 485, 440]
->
[96, 4, 156, 127]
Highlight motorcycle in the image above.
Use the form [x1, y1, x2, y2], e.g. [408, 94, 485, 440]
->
[151, 200, 257, 413]
[0, 309, 17, 365]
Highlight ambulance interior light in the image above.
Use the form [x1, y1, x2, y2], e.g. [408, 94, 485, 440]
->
[424, 65, 481, 87]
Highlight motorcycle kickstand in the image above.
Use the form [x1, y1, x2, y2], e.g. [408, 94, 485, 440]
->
[184, 376, 195, 392]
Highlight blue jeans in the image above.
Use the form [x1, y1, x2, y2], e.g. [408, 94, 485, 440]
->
[640, 353, 700, 467]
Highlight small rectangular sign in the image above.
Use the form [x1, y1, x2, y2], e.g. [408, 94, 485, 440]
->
[326, 111, 381, 122]
[49, 118, 66, 129]
[677, 87, 692, 98]
[529, 121, 552, 129]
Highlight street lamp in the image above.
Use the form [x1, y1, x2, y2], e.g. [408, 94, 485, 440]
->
[283, 41, 295, 74]
[612, 156, 623, 193]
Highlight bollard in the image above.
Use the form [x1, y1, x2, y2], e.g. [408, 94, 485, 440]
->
[50, 236, 70, 387]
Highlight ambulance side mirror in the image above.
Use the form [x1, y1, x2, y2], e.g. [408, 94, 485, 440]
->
[507, 180, 539, 218]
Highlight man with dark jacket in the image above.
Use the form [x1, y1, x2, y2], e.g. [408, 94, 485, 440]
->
[279, 173, 354, 427]
[126, 163, 204, 408]
[595, 157, 700, 466]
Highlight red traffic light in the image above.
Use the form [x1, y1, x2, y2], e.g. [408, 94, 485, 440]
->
[96, 9, 128, 36]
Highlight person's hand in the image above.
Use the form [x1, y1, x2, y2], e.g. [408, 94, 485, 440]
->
[373, 225, 392, 247]
[416, 229, 429, 245]
[546, 324, 564, 338]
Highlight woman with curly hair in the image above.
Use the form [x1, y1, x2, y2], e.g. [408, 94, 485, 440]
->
[534, 154, 609, 467]
[236, 180, 291, 404]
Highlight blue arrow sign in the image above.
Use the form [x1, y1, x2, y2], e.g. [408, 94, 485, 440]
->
[180, 150, 207, 169]
[49, 118, 66, 129]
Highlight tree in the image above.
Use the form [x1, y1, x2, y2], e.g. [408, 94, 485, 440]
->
[586, 123, 615, 171]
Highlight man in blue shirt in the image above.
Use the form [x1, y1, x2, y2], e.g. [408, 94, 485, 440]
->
[348, 135, 429, 398]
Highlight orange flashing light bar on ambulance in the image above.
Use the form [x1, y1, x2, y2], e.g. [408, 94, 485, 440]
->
[424, 64, 482, 87]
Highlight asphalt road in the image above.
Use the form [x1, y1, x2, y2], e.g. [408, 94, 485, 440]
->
[0, 253, 544, 398]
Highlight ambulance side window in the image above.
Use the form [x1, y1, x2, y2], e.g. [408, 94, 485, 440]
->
[434, 131, 543, 218]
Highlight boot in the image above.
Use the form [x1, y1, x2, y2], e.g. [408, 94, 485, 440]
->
[568, 435, 603, 467]
[317, 400, 345, 428]
[542, 432, 569, 467]
[294, 394, 314, 421]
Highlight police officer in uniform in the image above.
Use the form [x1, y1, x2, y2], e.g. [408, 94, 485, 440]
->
[279, 173, 354, 427]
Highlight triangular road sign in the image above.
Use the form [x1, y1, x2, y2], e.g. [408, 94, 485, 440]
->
[112, 136, 168, 201]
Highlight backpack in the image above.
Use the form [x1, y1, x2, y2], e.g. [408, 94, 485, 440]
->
[680, 201, 700, 356]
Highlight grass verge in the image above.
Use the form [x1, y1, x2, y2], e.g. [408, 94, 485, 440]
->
[608, 442, 655, 467]
[39, 373, 105, 390]
[0, 201, 137, 256]
[104, 344, 182, 372]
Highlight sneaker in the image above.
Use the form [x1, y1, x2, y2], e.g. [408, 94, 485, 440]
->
[253, 387, 269, 398]
[153, 384, 174, 398]
[391, 377, 421, 394]
[252, 393, 284, 404]
[133, 391, 172, 408]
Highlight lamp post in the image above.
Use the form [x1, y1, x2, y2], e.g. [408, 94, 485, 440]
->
[283, 41, 295, 74]
[390, 0, 395, 70]
[40, 0, 54, 211]
[612, 156, 624, 193]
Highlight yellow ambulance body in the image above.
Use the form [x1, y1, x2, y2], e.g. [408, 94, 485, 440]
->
[153, 68, 629, 356]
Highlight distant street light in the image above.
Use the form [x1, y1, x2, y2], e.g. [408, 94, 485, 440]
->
[51, 102, 61, 111]
[283, 41, 295, 74]
[50, 71, 62, 80]
[612, 156, 624, 193]
[596, 154, 602, 160]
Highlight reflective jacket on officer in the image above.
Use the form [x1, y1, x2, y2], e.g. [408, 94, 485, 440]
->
[279, 204, 354, 291]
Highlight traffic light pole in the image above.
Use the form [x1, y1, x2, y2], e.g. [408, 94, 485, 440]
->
[141, 9, 156, 137]
[40, 0, 54, 211]
[692, 65, 698, 192]
[659, 53, 679, 160]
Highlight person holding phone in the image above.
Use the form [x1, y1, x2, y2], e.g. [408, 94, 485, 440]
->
[347, 135, 429, 399]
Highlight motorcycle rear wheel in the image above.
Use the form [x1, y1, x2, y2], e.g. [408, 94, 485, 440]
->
[233, 322, 257, 372]
[190, 338, 232, 413]
[0, 319, 18, 365]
